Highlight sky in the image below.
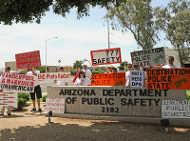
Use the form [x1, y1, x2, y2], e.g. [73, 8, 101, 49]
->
[0, 0, 171, 69]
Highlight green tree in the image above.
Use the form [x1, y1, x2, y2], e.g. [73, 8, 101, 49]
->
[154, 0, 190, 66]
[0, 0, 125, 25]
[73, 60, 82, 70]
[105, 0, 158, 50]
[118, 61, 128, 71]
[36, 66, 46, 73]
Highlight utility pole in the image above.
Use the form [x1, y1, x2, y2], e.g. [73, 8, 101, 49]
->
[107, 19, 111, 49]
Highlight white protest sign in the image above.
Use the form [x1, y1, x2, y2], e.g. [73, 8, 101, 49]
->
[91, 48, 122, 66]
[0, 92, 18, 109]
[46, 98, 65, 114]
[162, 99, 190, 118]
[37, 72, 73, 86]
[38, 73, 70, 81]
[130, 70, 145, 88]
[0, 73, 35, 92]
[131, 47, 165, 67]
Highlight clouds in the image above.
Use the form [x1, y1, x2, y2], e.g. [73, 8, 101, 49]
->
[0, 8, 138, 69]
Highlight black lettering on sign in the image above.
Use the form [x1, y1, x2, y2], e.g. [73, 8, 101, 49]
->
[65, 97, 77, 104]
[93, 59, 97, 64]
[101, 107, 119, 113]
[81, 97, 114, 106]
[102, 89, 168, 97]
[59, 89, 96, 96]
[92, 57, 121, 65]
[120, 98, 160, 106]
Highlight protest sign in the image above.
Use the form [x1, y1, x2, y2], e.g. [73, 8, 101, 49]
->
[0, 73, 35, 92]
[15, 50, 41, 69]
[91, 48, 122, 66]
[46, 98, 65, 114]
[0, 92, 18, 109]
[146, 68, 190, 90]
[131, 47, 165, 67]
[162, 100, 190, 118]
[91, 72, 125, 86]
[37, 72, 72, 86]
[130, 70, 145, 88]
[38, 72, 71, 82]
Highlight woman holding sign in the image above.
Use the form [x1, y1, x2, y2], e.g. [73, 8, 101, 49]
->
[75, 71, 89, 86]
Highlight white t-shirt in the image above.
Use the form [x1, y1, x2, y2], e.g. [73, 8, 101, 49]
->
[27, 70, 40, 86]
[125, 71, 131, 87]
[74, 78, 88, 86]
[162, 64, 176, 69]
[84, 69, 92, 86]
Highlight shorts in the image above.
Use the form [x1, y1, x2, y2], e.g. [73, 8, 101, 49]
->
[30, 85, 42, 100]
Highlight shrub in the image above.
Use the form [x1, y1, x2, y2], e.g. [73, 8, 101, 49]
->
[17, 93, 30, 110]
[42, 95, 47, 102]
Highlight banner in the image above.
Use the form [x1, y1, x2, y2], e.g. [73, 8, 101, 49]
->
[91, 48, 122, 66]
[0, 92, 18, 109]
[15, 50, 41, 69]
[162, 100, 190, 118]
[0, 73, 35, 92]
[91, 72, 126, 86]
[130, 70, 145, 88]
[131, 47, 165, 67]
[146, 68, 190, 90]
[46, 98, 65, 114]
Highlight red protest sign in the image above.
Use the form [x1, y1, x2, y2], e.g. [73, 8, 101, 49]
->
[15, 50, 41, 69]
[91, 72, 126, 86]
[90, 48, 122, 66]
[146, 68, 190, 90]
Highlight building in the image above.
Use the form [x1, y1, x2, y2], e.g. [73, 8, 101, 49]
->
[5, 61, 16, 71]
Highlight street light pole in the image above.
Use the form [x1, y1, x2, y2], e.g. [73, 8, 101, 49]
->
[107, 19, 111, 49]
[45, 36, 58, 72]
[45, 39, 47, 73]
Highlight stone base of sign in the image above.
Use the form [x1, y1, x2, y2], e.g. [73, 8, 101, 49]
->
[47, 86, 190, 127]
[44, 113, 190, 127]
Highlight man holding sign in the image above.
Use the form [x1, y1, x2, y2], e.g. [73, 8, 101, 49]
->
[27, 67, 42, 112]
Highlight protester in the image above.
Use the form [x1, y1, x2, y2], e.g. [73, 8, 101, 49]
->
[125, 64, 133, 87]
[27, 67, 42, 112]
[106, 65, 114, 73]
[0, 67, 12, 116]
[162, 56, 176, 68]
[112, 67, 118, 73]
[82, 62, 92, 86]
[55, 67, 65, 86]
[74, 71, 88, 86]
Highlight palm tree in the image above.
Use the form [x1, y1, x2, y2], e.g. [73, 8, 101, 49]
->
[73, 60, 83, 70]
[118, 61, 128, 71]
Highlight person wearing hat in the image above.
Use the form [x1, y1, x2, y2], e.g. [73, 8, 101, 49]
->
[106, 65, 114, 73]
[82, 62, 92, 86]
